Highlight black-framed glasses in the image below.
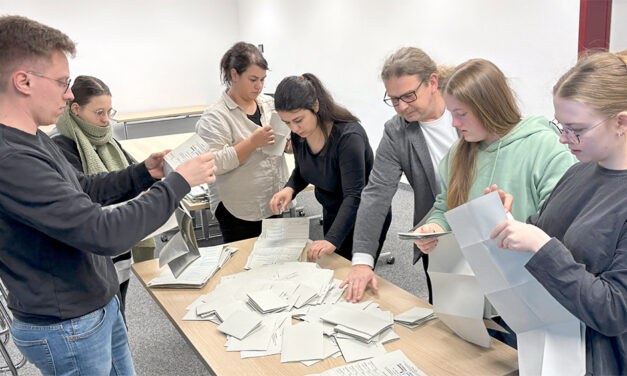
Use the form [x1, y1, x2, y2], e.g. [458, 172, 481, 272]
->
[92, 108, 117, 118]
[383, 77, 427, 107]
[550, 115, 615, 144]
[27, 71, 72, 93]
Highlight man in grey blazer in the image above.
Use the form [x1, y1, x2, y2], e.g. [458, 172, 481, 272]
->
[341, 47, 458, 303]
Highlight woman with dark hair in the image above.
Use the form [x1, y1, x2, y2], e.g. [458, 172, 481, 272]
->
[196, 42, 289, 242]
[53, 75, 153, 319]
[270, 73, 391, 261]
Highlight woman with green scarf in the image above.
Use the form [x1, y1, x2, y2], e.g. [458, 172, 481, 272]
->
[53, 75, 153, 320]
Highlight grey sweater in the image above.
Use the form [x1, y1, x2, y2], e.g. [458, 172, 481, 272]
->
[0, 124, 190, 323]
[526, 162, 627, 375]
[353, 114, 441, 263]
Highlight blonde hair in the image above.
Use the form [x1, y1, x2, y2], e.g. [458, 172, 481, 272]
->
[553, 50, 627, 118]
[381, 47, 452, 89]
[444, 59, 521, 209]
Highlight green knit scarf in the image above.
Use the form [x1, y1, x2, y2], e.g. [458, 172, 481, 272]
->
[56, 107, 155, 259]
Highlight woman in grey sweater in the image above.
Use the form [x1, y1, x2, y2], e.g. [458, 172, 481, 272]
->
[491, 51, 627, 375]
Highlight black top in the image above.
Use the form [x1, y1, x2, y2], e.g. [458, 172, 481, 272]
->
[247, 104, 262, 126]
[525, 162, 627, 375]
[0, 124, 190, 323]
[286, 122, 374, 253]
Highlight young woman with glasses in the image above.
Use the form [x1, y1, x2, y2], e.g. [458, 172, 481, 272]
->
[53, 75, 146, 321]
[196, 42, 289, 243]
[490, 51, 627, 374]
[413, 58, 577, 347]
[269, 73, 391, 262]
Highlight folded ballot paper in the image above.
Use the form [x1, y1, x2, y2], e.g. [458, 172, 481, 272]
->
[163, 134, 211, 176]
[394, 307, 436, 329]
[245, 218, 310, 269]
[157, 207, 201, 278]
[444, 192, 585, 376]
[182, 262, 405, 365]
[148, 244, 237, 288]
[261, 112, 291, 157]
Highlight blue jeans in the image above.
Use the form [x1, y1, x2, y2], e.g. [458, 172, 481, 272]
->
[10, 296, 135, 376]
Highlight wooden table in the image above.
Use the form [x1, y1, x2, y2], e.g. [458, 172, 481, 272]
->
[132, 238, 518, 376]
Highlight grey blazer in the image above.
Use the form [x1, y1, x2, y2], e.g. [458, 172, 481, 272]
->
[353, 114, 440, 264]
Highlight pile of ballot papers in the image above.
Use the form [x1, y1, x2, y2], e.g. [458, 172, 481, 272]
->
[393, 307, 436, 329]
[182, 262, 437, 366]
[245, 218, 310, 269]
[148, 245, 237, 288]
[185, 184, 209, 203]
[305, 350, 427, 376]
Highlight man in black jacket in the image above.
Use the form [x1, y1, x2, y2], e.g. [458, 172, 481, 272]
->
[0, 16, 216, 375]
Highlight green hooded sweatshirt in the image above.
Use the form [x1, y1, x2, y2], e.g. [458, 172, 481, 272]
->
[428, 115, 577, 231]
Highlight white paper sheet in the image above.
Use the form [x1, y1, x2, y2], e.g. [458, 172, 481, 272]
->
[444, 192, 585, 375]
[261, 112, 291, 156]
[305, 350, 426, 376]
[163, 133, 210, 176]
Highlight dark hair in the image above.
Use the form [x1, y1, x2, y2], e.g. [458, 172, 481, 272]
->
[70, 75, 111, 106]
[0, 15, 75, 92]
[274, 73, 359, 149]
[220, 42, 268, 85]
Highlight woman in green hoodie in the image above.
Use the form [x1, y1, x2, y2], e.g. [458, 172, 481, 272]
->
[413, 59, 576, 348]
[415, 59, 576, 249]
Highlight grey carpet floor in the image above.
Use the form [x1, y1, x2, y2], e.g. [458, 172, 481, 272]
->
[8, 184, 428, 375]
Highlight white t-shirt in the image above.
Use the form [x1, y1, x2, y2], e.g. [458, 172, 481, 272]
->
[419, 110, 457, 191]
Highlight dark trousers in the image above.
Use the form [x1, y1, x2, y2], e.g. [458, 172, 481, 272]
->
[215, 202, 263, 243]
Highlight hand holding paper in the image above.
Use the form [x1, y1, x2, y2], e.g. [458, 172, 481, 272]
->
[413, 223, 445, 253]
[490, 219, 551, 253]
[176, 152, 217, 187]
[250, 125, 275, 148]
[145, 149, 171, 179]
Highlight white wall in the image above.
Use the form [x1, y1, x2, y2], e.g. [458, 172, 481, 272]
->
[4, 0, 588, 147]
[611, 0, 627, 51]
[2, 0, 240, 113]
[236, 0, 580, 147]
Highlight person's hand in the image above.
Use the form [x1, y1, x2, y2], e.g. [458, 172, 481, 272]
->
[269, 187, 294, 215]
[250, 125, 275, 148]
[490, 219, 551, 253]
[413, 223, 445, 254]
[307, 240, 337, 261]
[484, 184, 513, 213]
[284, 135, 292, 153]
[175, 152, 217, 187]
[340, 265, 377, 303]
[145, 149, 171, 179]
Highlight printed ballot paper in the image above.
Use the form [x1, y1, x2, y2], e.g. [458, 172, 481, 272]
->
[163, 134, 210, 176]
[444, 192, 585, 376]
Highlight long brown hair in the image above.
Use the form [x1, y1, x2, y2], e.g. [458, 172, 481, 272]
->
[444, 59, 521, 209]
[553, 50, 627, 118]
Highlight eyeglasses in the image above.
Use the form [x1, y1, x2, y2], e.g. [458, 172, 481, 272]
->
[383, 77, 427, 107]
[92, 108, 117, 118]
[27, 71, 72, 93]
[550, 115, 615, 144]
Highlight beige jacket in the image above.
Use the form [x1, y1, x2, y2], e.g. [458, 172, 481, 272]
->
[195, 91, 289, 221]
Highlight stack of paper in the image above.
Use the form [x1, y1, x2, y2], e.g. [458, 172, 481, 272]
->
[394, 307, 436, 329]
[186, 184, 209, 203]
[444, 192, 585, 375]
[245, 218, 309, 269]
[181, 261, 404, 365]
[247, 290, 289, 313]
[149, 245, 237, 288]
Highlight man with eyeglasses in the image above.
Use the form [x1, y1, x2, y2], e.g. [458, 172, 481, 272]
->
[341, 47, 459, 304]
[0, 16, 216, 375]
